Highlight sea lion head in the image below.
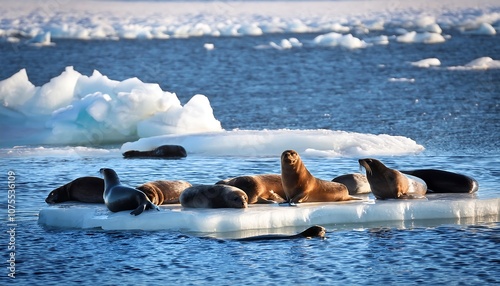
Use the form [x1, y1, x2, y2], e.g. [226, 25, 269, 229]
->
[45, 189, 60, 204]
[226, 189, 248, 208]
[300, 225, 326, 239]
[281, 150, 300, 166]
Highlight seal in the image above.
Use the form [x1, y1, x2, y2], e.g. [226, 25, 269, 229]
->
[136, 180, 192, 205]
[45, 176, 104, 204]
[280, 150, 357, 204]
[216, 174, 286, 204]
[123, 145, 187, 159]
[236, 225, 326, 241]
[180, 184, 248, 208]
[401, 169, 478, 193]
[99, 168, 160, 215]
[359, 158, 427, 199]
[332, 173, 371, 195]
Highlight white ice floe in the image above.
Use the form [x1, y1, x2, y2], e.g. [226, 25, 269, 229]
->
[396, 31, 446, 44]
[120, 129, 424, 158]
[448, 57, 500, 70]
[411, 58, 442, 68]
[38, 194, 500, 234]
[313, 32, 367, 49]
[461, 22, 497, 35]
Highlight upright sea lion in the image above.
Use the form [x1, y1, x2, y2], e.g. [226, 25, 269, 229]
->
[332, 173, 371, 195]
[280, 150, 357, 204]
[99, 168, 160, 215]
[401, 169, 478, 193]
[180, 185, 248, 208]
[236, 225, 326, 241]
[123, 145, 187, 159]
[216, 174, 286, 204]
[45, 176, 104, 204]
[359, 158, 427, 199]
[136, 180, 192, 205]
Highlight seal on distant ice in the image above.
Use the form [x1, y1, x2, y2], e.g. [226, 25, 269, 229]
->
[45, 176, 104, 204]
[280, 150, 358, 204]
[136, 180, 192, 205]
[358, 158, 427, 199]
[122, 145, 187, 159]
[236, 225, 326, 241]
[180, 184, 248, 208]
[100, 168, 160, 215]
[216, 174, 285, 204]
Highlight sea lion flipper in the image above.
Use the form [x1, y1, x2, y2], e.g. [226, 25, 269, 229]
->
[256, 197, 278, 204]
[130, 204, 147, 216]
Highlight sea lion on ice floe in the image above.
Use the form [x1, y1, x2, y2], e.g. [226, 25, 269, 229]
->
[180, 185, 248, 208]
[358, 158, 427, 199]
[45, 177, 104, 204]
[280, 150, 359, 204]
[100, 168, 160, 215]
[136, 180, 192, 205]
[216, 174, 285, 204]
[332, 173, 371, 195]
[400, 169, 478, 193]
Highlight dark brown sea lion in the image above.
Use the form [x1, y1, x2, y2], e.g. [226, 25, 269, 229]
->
[236, 225, 326, 241]
[122, 145, 187, 159]
[45, 177, 104, 204]
[280, 150, 357, 204]
[136, 180, 192, 205]
[400, 169, 478, 193]
[180, 184, 248, 208]
[332, 173, 371, 195]
[216, 174, 285, 204]
[359, 158, 427, 199]
[100, 168, 160, 215]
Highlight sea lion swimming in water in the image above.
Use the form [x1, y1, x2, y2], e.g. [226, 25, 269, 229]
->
[122, 145, 187, 159]
[236, 225, 326, 241]
[359, 158, 427, 199]
[280, 150, 358, 204]
[100, 168, 160, 215]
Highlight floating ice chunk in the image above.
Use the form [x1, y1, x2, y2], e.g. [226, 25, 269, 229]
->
[364, 35, 389, 45]
[28, 32, 55, 46]
[411, 58, 441, 68]
[204, 43, 215, 50]
[289, 37, 302, 47]
[388, 78, 415, 83]
[396, 31, 445, 44]
[238, 23, 263, 36]
[323, 23, 350, 33]
[313, 32, 367, 49]
[287, 19, 310, 33]
[0, 69, 36, 109]
[448, 57, 500, 70]
[121, 129, 424, 157]
[462, 23, 497, 35]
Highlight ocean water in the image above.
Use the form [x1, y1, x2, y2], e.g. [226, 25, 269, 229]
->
[1, 1, 500, 285]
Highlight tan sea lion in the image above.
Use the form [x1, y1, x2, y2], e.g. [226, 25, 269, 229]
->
[332, 173, 371, 195]
[358, 158, 427, 199]
[216, 174, 285, 204]
[100, 168, 160, 215]
[280, 150, 357, 204]
[136, 180, 192, 205]
[180, 184, 248, 208]
[45, 177, 104, 204]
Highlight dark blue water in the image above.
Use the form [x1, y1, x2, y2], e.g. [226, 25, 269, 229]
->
[1, 26, 499, 284]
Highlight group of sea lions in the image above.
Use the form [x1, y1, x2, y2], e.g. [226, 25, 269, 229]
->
[45, 149, 479, 217]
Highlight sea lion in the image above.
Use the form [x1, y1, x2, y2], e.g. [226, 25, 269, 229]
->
[45, 176, 104, 204]
[280, 150, 357, 204]
[236, 225, 326, 241]
[180, 184, 248, 208]
[216, 174, 286, 204]
[401, 169, 478, 193]
[136, 180, 192, 205]
[359, 158, 427, 199]
[99, 168, 160, 215]
[123, 145, 187, 159]
[332, 173, 371, 195]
